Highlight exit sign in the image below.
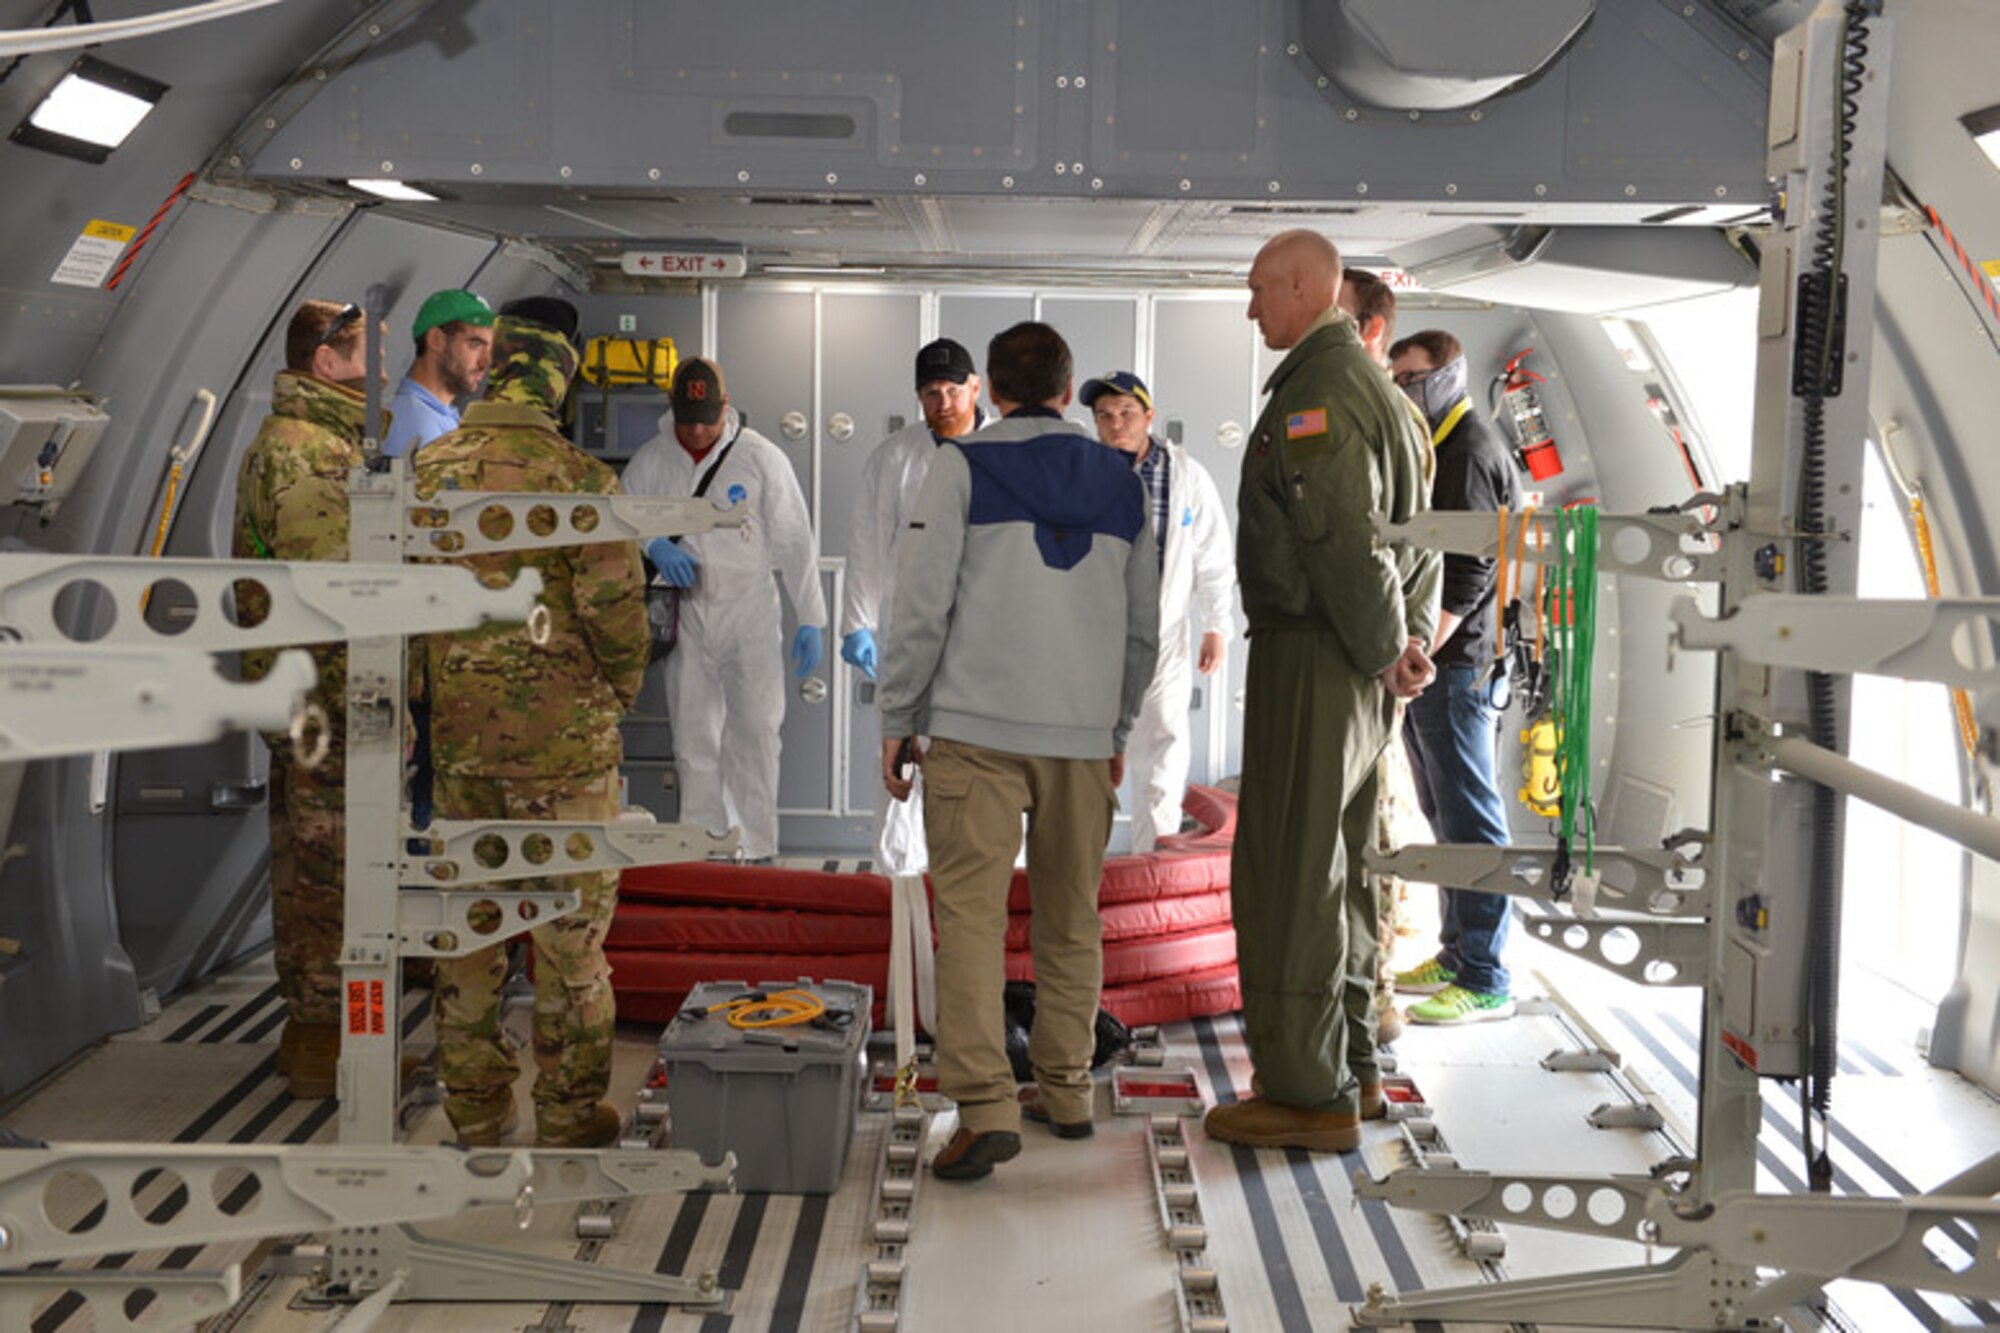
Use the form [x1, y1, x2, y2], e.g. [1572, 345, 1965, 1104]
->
[621, 250, 746, 278]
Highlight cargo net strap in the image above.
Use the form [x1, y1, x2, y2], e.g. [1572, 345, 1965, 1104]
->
[1546, 503, 1600, 897]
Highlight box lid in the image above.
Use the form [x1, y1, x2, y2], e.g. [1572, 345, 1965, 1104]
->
[659, 977, 871, 1064]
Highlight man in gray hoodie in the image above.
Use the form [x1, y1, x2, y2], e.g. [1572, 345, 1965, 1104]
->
[880, 321, 1160, 1181]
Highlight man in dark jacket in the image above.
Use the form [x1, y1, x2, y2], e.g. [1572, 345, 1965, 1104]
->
[1389, 328, 1523, 1025]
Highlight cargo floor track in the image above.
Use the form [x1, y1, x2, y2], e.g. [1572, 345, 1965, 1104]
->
[4, 892, 1993, 1333]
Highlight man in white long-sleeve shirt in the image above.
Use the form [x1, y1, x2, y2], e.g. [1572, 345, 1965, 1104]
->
[1083, 371, 1236, 852]
[621, 358, 826, 861]
[841, 339, 986, 869]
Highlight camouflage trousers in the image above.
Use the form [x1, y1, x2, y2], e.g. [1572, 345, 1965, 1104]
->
[433, 769, 620, 1140]
[1374, 740, 1419, 1011]
[269, 753, 345, 1026]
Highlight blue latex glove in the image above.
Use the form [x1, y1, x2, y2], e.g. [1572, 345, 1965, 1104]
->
[791, 624, 824, 679]
[841, 628, 878, 680]
[645, 537, 700, 588]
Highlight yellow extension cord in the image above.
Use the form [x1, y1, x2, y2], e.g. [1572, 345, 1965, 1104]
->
[699, 988, 828, 1031]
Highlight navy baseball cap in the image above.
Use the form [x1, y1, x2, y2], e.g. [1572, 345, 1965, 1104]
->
[1080, 370, 1152, 411]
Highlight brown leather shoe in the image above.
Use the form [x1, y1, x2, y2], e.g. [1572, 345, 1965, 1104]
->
[1204, 1099, 1361, 1152]
[931, 1126, 1022, 1181]
[1018, 1087, 1093, 1139]
[537, 1102, 623, 1148]
[280, 1021, 340, 1100]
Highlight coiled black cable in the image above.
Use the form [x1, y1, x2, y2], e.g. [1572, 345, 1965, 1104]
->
[1793, 0, 1875, 1193]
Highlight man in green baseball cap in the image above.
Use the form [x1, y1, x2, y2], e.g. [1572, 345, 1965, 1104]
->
[384, 288, 495, 458]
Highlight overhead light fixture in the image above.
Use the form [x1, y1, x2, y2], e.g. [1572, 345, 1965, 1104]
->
[1963, 105, 2000, 172]
[348, 179, 440, 202]
[10, 55, 166, 163]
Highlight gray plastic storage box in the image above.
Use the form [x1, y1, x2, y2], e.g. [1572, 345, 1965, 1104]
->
[659, 978, 872, 1194]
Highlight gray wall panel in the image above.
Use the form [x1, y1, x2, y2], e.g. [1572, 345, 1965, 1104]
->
[1153, 295, 1255, 784]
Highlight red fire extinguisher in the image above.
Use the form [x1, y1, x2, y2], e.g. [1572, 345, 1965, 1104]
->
[1495, 349, 1563, 481]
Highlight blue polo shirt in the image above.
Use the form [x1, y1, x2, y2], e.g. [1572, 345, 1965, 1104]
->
[382, 377, 460, 458]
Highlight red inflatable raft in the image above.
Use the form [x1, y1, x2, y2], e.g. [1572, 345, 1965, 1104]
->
[610, 786, 1241, 1026]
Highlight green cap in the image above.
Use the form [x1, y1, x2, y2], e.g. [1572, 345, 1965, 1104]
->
[411, 289, 495, 343]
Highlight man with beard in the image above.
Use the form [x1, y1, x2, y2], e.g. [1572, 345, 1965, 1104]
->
[383, 288, 495, 458]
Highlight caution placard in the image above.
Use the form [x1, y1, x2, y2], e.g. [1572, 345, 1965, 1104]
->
[50, 219, 136, 289]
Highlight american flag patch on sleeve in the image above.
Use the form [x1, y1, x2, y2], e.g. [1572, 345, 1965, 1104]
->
[1286, 408, 1328, 439]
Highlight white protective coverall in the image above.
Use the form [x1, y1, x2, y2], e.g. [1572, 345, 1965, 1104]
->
[841, 414, 985, 873]
[1128, 437, 1236, 852]
[623, 406, 827, 859]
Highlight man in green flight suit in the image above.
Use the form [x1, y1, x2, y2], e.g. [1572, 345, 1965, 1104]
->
[1207, 231, 1440, 1153]
[413, 297, 649, 1147]
[233, 297, 383, 1100]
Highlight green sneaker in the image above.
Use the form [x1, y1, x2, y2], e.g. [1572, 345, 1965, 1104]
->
[1407, 985, 1517, 1026]
[1392, 958, 1456, 995]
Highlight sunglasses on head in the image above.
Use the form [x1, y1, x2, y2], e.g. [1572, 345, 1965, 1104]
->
[315, 303, 362, 349]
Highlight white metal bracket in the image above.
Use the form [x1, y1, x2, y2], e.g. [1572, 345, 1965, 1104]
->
[0, 1269, 238, 1333]
[0, 645, 313, 761]
[402, 817, 740, 885]
[0, 554, 542, 652]
[406, 492, 743, 557]
[1366, 840, 1710, 918]
[1374, 499, 1726, 584]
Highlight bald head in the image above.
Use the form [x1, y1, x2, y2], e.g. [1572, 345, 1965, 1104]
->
[1247, 230, 1344, 351]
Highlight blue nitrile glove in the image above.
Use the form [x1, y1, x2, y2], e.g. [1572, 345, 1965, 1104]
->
[791, 624, 824, 679]
[841, 628, 878, 680]
[645, 537, 700, 588]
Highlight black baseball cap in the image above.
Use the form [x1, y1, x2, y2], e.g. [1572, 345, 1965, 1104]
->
[914, 338, 975, 388]
[671, 357, 726, 425]
[497, 295, 579, 343]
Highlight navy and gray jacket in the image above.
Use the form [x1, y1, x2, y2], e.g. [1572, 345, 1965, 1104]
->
[880, 407, 1161, 758]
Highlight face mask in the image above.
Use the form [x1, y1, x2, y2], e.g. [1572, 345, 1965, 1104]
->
[1400, 354, 1470, 429]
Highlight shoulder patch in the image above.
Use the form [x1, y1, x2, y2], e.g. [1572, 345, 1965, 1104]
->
[1286, 407, 1328, 440]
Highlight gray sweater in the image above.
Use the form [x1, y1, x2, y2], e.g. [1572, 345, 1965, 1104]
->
[880, 408, 1160, 758]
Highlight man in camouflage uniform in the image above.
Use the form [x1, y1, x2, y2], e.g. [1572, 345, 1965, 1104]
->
[413, 297, 648, 1148]
[233, 297, 380, 1100]
[1340, 265, 1427, 1049]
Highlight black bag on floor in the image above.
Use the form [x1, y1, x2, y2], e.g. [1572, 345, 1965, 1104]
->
[1001, 980, 1132, 1082]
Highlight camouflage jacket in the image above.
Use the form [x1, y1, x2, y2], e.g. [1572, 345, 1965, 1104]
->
[413, 318, 647, 778]
[232, 369, 374, 769]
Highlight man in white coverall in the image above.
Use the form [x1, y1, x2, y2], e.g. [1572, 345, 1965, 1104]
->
[1083, 371, 1235, 852]
[841, 339, 987, 844]
[622, 357, 826, 861]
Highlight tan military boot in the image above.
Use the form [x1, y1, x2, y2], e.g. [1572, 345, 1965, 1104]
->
[282, 1021, 340, 1100]
[1203, 1100, 1361, 1152]
[447, 1092, 520, 1147]
[1376, 1004, 1406, 1048]
[536, 1102, 622, 1149]
[1247, 1072, 1384, 1121]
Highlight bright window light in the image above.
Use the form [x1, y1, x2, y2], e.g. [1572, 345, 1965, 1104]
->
[348, 179, 440, 202]
[9, 56, 166, 163]
[1964, 105, 2000, 172]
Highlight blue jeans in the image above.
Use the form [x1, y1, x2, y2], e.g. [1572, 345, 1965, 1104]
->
[1402, 664, 1512, 995]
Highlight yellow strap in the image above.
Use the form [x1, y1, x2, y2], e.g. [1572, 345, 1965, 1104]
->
[1910, 494, 1981, 757]
[1432, 398, 1472, 447]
